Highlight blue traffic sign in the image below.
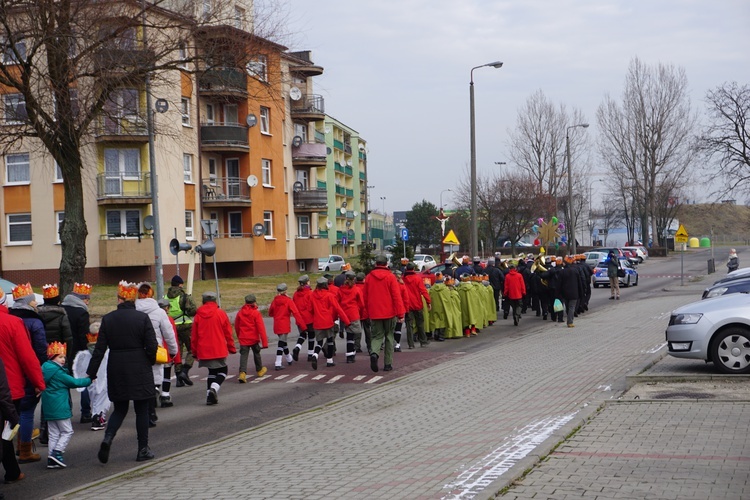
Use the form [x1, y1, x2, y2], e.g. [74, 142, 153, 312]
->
[400, 227, 409, 241]
[342, 236, 348, 245]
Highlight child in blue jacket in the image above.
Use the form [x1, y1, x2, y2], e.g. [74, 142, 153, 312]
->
[42, 342, 91, 469]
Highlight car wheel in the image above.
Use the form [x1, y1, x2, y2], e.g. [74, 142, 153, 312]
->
[634, 276, 638, 286]
[593, 283, 599, 288]
[325, 266, 330, 271]
[638, 257, 643, 263]
[710, 327, 750, 374]
[623, 276, 630, 288]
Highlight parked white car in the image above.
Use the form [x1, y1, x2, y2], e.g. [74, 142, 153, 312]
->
[622, 246, 648, 262]
[318, 255, 345, 272]
[413, 254, 437, 271]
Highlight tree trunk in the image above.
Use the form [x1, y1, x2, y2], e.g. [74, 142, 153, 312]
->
[59, 156, 88, 296]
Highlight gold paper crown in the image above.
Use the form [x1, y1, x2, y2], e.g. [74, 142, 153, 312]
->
[86, 332, 98, 344]
[73, 282, 92, 296]
[11, 282, 33, 300]
[118, 281, 138, 301]
[42, 284, 59, 299]
[47, 341, 67, 358]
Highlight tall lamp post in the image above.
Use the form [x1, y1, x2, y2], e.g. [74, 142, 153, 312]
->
[440, 188, 452, 211]
[470, 60, 503, 258]
[380, 196, 386, 253]
[566, 123, 589, 254]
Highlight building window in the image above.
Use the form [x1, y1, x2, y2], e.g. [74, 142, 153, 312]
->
[259, 106, 270, 134]
[7, 213, 31, 244]
[5, 153, 30, 184]
[181, 98, 190, 126]
[56, 212, 64, 244]
[298, 215, 310, 237]
[183, 153, 193, 182]
[246, 55, 267, 82]
[223, 103, 238, 125]
[177, 42, 188, 69]
[263, 211, 273, 237]
[205, 103, 214, 125]
[294, 122, 307, 142]
[54, 162, 63, 183]
[234, 6, 245, 29]
[104, 148, 140, 181]
[261, 159, 271, 186]
[185, 211, 195, 240]
[2, 39, 26, 64]
[208, 158, 217, 185]
[106, 209, 141, 238]
[228, 212, 242, 237]
[202, 0, 212, 20]
[4, 94, 27, 124]
[296, 170, 308, 190]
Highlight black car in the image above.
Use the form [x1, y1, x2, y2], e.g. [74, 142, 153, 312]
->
[712, 267, 750, 286]
[702, 275, 750, 299]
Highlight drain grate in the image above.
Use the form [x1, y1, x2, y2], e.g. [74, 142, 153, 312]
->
[652, 391, 715, 399]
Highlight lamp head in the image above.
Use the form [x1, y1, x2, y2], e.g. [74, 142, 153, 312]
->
[581, 123, 590, 128]
[488, 61, 504, 68]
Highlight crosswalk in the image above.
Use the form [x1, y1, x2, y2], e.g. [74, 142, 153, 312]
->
[175, 373, 387, 385]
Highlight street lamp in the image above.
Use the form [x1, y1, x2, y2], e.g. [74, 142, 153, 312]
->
[566, 123, 589, 254]
[440, 188, 452, 210]
[470, 60, 503, 258]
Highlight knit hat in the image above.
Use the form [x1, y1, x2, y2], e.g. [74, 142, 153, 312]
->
[374, 254, 388, 265]
[355, 272, 365, 282]
[244, 294, 256, 304]
[171, 275, 184, 286]
[345, 270, 356, 279]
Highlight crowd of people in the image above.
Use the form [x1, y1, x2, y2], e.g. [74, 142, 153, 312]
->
[0, 249, 607, 491]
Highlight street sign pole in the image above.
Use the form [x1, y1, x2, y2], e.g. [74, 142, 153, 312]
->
[674, 224, 689, 286]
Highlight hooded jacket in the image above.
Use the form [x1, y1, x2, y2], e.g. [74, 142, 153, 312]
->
[9, 307, 47, 365]
[338, 283, 364, 322]
[292, 285, 314, 327]
[310, 288, 350, 330]
[41, 360, 90, 421]
[363, 266, 405, 320]
[503, 268, 526, 300]
[136, 298, 178, 357]
[0, 310, 45, 400]
[268, 294, 301, 334]
[191, 301, 236, 361]
[37, 304, 74, 349]
[234, 303, 268, 347]
[403, 270, 431, 311]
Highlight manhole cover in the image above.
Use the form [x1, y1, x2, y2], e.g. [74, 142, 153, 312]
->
[652, 391, 715, 400]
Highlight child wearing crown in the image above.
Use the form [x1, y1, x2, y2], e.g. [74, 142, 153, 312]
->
[72, 322, 110, 431]
[42, 342, 91, 468]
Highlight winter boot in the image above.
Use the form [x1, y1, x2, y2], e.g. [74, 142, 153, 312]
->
[178, 366, 194, 386]
[18, 441, 41, 463]
[39, 421, 49, 446]
[98, 434, 114, 464]
[238, 372, 247, 383]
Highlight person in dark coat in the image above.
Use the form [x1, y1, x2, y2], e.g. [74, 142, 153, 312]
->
[0, 357, 20, 472]
[87, 281, 158, 465]
[485, 258, 504, 312]
[560, 256, 584, 327]
[61, 282, 93, 422]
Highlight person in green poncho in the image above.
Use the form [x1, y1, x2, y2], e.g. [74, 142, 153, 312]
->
[457, 274, 482, 336]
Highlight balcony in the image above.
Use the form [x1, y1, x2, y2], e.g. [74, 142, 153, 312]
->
[200, 122, 249, 152]
[291, 94, 325, 121]
[94, 114, 149, 142]
[198, 68, 248, 97]
[201, 177, 251, 206]
[94, 48, 154, 74]
[314, 129, 326, 143]
[292, 142, 327, 167]
[289, 64, 324, 77]
[212, 235, 254, 263]
[293, 188, 328, 210]
[96, 172, 152, 205]
[99, 236, 155, 267]
[295, 236, 328, 259]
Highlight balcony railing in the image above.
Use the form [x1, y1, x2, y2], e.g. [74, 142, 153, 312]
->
[96, 171, 151, 200]
[200, 122, 249, 148]
[292, 142, 326, 164]
[291, 94, 325, 117]
[201, 177, 251, 203]
[314, 129, 326, 143]
[198, 68, 248, 94]
[94, 114, 148, 139]
[293, 188, 328, 209]
[94, 48, 154, 73]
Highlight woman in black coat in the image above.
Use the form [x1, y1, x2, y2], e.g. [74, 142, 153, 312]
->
[560, 258, 584, 327]
[87, 282, 157, 464]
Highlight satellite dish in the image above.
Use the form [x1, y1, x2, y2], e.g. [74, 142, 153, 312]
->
[342, 201, 347, 208]
[324, 126, 332, 134]
[292, 136, 303, 148]
[293, 181, 303, 193]
[347, 229, 354, 237]
[352, 211, 359, 217]
[289, 86, 302, 101]
[326, 147, 332, 155]
[246, 114, 257, 127]
[346, 160, 352, 166]
[326, 221, 333, 229]
[339, 207, 346, 215]
[252, 223, 266, 236]
[358, 143, 365, 152]
[346, 221, 351, 227]
[143, 215, 155, 230]
[247, 175, 258, 187]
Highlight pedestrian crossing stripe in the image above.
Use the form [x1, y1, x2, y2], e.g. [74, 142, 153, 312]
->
[287, 375, 308, 383]
[275, 374, 289, 380]
[365, 376, 383, 384]
[196, 373, 385, 384]
[353, 375, 366, 381]
[327, 375, 345, 384]
[312, 375, 326, 380]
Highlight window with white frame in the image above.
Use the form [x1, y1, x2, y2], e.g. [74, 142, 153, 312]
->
[263, 211, 273, 237]
[294, 122, 307, 142]
[106, 209, 141, 237]
[298, 215, 310, 237]
[5, 153, 29, 184]
[246, 55, 267, 82]
[208, 158, 217, 185]
[56, 212, 64, 244]
[185, 210, 195, 240]
[178, 42, 188, 69]
[261, 159, 271, 186]
[205, 103, 214, 124]
[104, 148, 140, 178]
[4, 94, 27, 124]
[223, 103, 238, 125]
[181, 98, 190, 126]
[259, 106, 270, 134]
[183, 153, 193, 182]
[234, 6, 245, 29]
[54, 162, 63, 182]
[296, 170, 308, 190]
[228, 212, 242, 237]
[7, 213, 31, 244]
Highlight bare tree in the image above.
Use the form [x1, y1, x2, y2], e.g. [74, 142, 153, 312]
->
[0, 0, 287, 293]
[700, 81, 750, 197]
[596, 57, 697, 247]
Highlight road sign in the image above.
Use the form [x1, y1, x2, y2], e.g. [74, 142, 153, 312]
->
[675, 224, 689, 244]
[442, 229, 460, 245]
[400, 227, 409, 241]
[342, 236, 348, 245]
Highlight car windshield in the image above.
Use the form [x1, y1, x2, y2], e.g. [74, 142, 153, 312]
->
[414, 256, 425, 261]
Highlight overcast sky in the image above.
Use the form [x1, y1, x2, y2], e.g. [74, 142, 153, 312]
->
[284, 0, 750, 214]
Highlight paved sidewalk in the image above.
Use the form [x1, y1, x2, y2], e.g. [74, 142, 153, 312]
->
[54, 281, 746, 500]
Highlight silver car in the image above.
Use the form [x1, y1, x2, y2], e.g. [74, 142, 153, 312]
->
[666, 293, 750, 374]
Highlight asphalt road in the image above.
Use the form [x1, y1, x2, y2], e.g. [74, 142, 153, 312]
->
[12, 248, 727, 499]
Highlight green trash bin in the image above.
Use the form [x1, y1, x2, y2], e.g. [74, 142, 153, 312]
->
[699, 237, 711, 247]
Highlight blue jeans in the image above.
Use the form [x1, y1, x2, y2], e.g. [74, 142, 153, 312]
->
[19, 393, 39, 442]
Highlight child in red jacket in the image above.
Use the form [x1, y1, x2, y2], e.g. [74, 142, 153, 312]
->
[267, 284, 301, 371]
[233, 294, 268, 382]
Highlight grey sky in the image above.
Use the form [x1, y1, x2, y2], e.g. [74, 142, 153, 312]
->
[286, 0, 750, 214]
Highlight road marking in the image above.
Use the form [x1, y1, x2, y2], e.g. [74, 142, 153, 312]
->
[365, 376, 383, 384]
[250, 376, 269, 384]
[287, 375, 308, 383]
[326, 375, 344, 384]
[442, 412, 577, 499]
[645, 342, 667, 354]
[353, 375, 367, 381]
[312, 375, 326, 380]
[275, 374, 289, 380]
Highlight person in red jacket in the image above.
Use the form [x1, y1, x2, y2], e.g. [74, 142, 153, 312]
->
[268, 283, 301, 371]
[0, 289, 45, 484]
[503, 263, 527, 326]
[191, 291, 237, 406]
[338, 271, 364, 363]
[403, 263, 432, 348]
[292, 275, 315, 362]
[364, 255, 405, 373]
[234, 294, 268, 382]
[310, 277, 350, 370]
[354, 273, 371, 354]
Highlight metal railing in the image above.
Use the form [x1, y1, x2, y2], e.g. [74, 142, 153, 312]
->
[293, 188, 328, 208]
[201, 177, 251, 202]
[94, 114, 148, 137]
[198, 68, 248, 93]
[291, 94, 325, 115]
[96, 171, 151, 198]
[200, 122, 249, 147]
